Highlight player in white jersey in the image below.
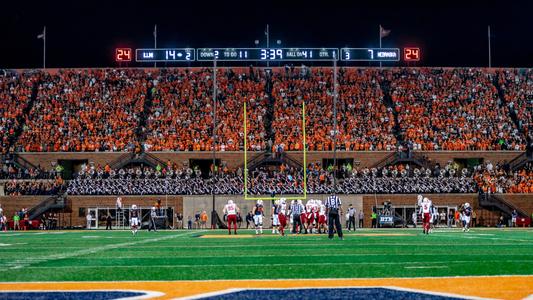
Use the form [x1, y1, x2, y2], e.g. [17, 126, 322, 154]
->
[223, 199, 239, 235]
[130, 204, 140, 236]
[429, 204, 438, 233]
[419, 197, 432, 235]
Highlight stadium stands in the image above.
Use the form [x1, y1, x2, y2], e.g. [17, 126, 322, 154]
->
[0, 67, 528, 153]
[271, 68, 397, 151]
[65, 162, 481, 195]
[0, 72, 36, 153]
[2, 67, 529, 154]
[144, 68, 266, 151]
[387, 68, 526, 151]
[16, 69, 144, 152]
[4, 177, 64, 196]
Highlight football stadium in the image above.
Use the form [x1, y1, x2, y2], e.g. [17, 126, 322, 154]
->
[0, 1, 532, 299]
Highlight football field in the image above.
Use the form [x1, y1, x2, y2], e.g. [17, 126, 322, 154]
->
[1, 228, 532, 299]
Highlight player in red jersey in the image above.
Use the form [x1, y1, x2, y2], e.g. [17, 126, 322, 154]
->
[419, 197, 432, 235]
[299, 200, 308, 234]
[305, 200, 316, 234]
[317, 200, 327, 234]
[277, 198, 288, 236]
[223, 200, 239, 235]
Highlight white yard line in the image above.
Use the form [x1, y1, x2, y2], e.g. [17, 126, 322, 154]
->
[437, 234, 533, 243]
[404, 266, 449, 269]
[15, 259, 533, 269]
[1, 231, 202, 270]
[27, 253, 533, 259]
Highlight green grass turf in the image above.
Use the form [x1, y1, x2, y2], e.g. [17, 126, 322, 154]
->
[0, 228, 532, 282]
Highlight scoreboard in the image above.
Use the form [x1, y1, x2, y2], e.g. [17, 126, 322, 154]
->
[340, 48, 400, 62]
[135, 48, 195, 62]
[196, 48, 339, 61]
[126, 47, 419, 63]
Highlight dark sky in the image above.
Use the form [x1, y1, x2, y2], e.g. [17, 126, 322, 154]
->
[1, 0, 532, 68]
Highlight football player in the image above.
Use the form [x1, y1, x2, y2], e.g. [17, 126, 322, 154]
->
[305, 200, 316, 234]
[299, 200, 308, 234]
[271, 199, 281, 234]
[223, 199, 239, 235]
[462, 202, 472, 232]
[130, 204, 139, 236]
[317, 200, 327, 234]
[419, 197, 432, 235]
[253, 200, 264, 235]
[278, 198, 288, 236]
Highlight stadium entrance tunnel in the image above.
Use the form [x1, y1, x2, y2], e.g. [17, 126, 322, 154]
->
[191, 287, 467, 300]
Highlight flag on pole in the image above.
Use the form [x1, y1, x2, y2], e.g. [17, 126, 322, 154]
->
[37, 27, 45, 39]
[379, 25, 391, 38]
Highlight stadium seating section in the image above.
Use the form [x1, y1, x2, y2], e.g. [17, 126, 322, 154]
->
[1, 67, 530, 153]
[1, 67, 531, 195]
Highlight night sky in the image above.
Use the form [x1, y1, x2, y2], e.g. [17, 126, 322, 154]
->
[0, 0, 532, 68]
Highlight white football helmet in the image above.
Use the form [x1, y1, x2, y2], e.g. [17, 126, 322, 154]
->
[151, 207, 156, 211]
[257, 200, 263, 205]
[280, 197, 286, 205]
[228, 200, 234, 205]
[131, 204, 137, 209]
[423, 197, 429, 202]
[464, 202, 470, 208]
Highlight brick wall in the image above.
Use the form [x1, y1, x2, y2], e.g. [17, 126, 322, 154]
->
[17, 151, 524, 171]
[2, 193, 531, 228]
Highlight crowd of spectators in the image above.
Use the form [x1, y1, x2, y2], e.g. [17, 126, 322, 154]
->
[144, 68, 266, 151]
[4, 177, 65, 196]
[497, 69, 532, 136]
[0, 67, 530, 153]
[387, 68, 526, 151]
[0, 163, 52, 179]
[474, 161, 533, 194]
[67, 161, 482, 196]
[0, 72, 37, 153]
[16, 69, 145, 152]
[271, 67, 397, 151]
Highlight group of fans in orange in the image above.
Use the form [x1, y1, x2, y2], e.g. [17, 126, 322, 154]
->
[2, 67, 530, 154]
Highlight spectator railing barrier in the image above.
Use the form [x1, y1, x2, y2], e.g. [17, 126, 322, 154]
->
[478, 192, 528, 218]
[27, 193, 66, 220]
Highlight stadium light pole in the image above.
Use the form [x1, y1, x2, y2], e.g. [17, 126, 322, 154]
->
[153, 24, 157, 68]
[332, 52, 338, 193]
[265, 24, 269, 67]
[37, 26, 46, 69]
[488, 25, 492, 68]
[211, 57, 217, 229]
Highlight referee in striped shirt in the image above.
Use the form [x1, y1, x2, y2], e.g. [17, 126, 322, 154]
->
[325, 194, 343, 239]
[289, 200, 304, 234]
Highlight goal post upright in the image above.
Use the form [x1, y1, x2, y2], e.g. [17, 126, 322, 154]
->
[243, 99, 307, 201]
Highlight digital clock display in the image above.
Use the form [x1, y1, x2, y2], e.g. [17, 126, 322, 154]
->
[135, 48, 195, 62]
[340, 48, 400, 62]
[404, 47, 421, 61]
[115, 48, 132, 62]
[196, 48, 339, 61]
